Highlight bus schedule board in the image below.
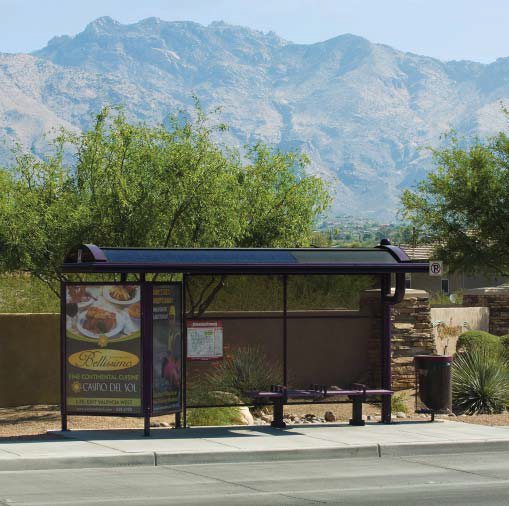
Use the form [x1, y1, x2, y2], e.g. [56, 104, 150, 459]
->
[187, 320, 223, 360]
[64, 283, 142, 415]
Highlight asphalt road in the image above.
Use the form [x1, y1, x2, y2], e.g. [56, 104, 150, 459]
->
[2, 451, 509, 505]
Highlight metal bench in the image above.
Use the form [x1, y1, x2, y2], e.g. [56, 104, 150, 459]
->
[246, 384, 393, 428]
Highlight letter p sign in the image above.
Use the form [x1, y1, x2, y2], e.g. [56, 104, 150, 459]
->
[429, 261, 443, 277]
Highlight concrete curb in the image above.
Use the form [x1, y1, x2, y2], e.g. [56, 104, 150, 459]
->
[156, 444, 379, 466]
[380, 439, 509, 457]
[0, 452, 155, 472]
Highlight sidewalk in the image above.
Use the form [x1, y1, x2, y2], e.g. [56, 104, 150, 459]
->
[1, 420, 509, 471]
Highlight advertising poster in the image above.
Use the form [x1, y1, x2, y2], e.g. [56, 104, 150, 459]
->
[152, 284, 182, 414]
[65, 284, 142, 415]
[187, 320, 223, 360]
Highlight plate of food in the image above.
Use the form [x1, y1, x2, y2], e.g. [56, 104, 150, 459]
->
[67, 286, 95, 309]
[77, 306, 126, 339]
[103, 285, 140, 306]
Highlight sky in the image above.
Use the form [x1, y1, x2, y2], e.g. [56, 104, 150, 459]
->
[1, 0, 509, 63]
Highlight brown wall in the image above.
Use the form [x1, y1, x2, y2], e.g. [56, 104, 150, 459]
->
[0, 314, 60, 407]
[186, 310, 373, 404]
[2, 298, 432, 407]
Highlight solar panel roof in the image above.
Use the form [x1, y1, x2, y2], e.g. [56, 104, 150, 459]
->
[62, 244, 429, 274]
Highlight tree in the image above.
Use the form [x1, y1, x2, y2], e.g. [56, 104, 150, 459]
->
[0, 106, 330, 295]
[401, 128, 509, 276]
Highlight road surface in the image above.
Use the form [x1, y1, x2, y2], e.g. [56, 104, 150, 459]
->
[1, 451, 509, 505]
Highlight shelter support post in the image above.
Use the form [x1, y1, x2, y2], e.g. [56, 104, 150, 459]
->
[182, 274, 188, 429]
[60, 281, 68, 432]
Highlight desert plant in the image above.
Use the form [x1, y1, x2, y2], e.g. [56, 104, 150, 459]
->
[500, 335, 509, 363]
[186, 406, 241, 426]
[452, 347, 509, 414]
[391, 393, 408, 414]
[206, 345, 281, 401]
[456, 330, 502, 356]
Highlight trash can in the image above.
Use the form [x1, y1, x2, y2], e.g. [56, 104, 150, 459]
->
[414, 355, 452, 418]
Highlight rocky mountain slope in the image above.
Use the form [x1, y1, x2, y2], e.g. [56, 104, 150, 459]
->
[2, 16, 509, 219]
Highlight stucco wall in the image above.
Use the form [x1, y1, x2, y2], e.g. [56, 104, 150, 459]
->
[0, 314, 60, 407]
[430, 306, 489, 355]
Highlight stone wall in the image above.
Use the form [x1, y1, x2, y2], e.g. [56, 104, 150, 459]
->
[362, 289, 435, 391]
[392, 290, 436, 390]
[463, 285, 509, 336]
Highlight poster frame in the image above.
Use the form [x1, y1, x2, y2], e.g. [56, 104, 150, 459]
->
[61, 281, 145, 418]
[60, 280, 184, 423]
[148, 281, 184, 416]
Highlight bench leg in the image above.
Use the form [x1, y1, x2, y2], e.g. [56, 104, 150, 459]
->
[271, 399, 286, 428]
[349, 397, 365, 426]
[381, 396, 392, 424]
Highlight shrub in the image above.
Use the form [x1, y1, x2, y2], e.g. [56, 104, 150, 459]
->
[186, 406, 241, 426]
[456, 330, 502, 356]
[391, 393, 408, 414]
[206, 346, 281, 402]
[452, 347, 509, 414]
[501, 335, 509, 362]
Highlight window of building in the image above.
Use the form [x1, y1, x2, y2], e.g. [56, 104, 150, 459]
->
[405, 274, 411, 289]
[441, 279, 449, 294]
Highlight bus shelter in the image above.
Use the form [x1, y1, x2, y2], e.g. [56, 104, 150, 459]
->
[61, 240, 429, 435]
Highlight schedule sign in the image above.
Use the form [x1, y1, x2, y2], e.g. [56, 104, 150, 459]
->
[187, 320, 223, 360]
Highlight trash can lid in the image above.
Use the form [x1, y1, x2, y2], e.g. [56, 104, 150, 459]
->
[414, 354, 452, 363]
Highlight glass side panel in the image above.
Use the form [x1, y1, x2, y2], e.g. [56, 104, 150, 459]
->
[287, 275, 379, 311]
[185, 275, 283, 316]
[185, 275, 284, 411]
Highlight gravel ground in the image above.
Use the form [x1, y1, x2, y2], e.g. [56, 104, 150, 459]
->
[0, 405, 177, 440]
[2, 392, 507, 441]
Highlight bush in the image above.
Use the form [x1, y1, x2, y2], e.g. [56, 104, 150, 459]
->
[452, 347, 509, 414]
[186, 406, 241, 426]
[501, 335, 509, 362]
[456, 330, 502, 356]
[391, 393, 408, 414]
[206, 346, 281, 402]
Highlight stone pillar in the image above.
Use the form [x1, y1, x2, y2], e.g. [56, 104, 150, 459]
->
[392, 290, 435, 390]
[463, 285, 509, 336]
[361, 289, 435, 391]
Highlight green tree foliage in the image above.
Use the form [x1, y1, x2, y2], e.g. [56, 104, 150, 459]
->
[401, 125, 509, 276]
[0, 106, 330, 295]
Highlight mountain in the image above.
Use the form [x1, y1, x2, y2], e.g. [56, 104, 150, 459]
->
[2, 16, 509, 219]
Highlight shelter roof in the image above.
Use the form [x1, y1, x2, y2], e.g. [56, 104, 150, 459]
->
[62, 242, 429, 275]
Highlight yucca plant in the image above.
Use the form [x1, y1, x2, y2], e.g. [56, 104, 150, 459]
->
[206, 345, 281, 401]
[452, 347, 509, 415]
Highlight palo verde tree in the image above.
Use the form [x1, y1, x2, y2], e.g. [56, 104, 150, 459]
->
[0, 105, 330, 297]
[401, 119, 509, 277]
